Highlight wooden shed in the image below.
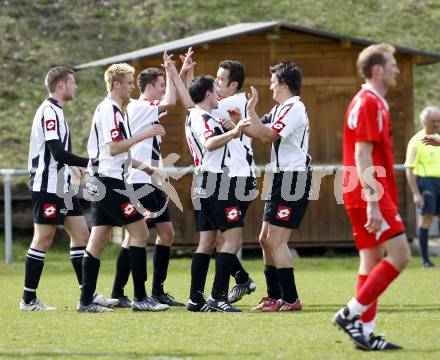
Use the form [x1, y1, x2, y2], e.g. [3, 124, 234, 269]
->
[76, 21, 440, 248]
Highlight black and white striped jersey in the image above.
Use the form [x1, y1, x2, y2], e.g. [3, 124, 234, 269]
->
[185, 107, 227, 173]
[263, 96, 311, 172]
[126, 99, 167, 184]
[28, 98, 72, 193]
[87, 97, 132, 180]
[213, 92, 256, 177]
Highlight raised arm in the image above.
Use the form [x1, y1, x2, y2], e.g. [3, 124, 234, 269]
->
[179, 47, 196, 88]
[163, 53, 194, 109]
[158, 51, 177, 112]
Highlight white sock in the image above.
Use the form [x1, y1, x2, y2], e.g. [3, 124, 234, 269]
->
[346, 297, 368, 319]
[362, 318, 376, 337]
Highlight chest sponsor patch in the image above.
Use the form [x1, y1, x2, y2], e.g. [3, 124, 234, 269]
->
[225, 206, 240, 222]
[45, 119, 57, 132]
[276, 205, 292, 221]
[120, 201, 137, 218]
[111, 128, 121, 141]
[204, 129, 214, 139]
[43, 203, 57, 218]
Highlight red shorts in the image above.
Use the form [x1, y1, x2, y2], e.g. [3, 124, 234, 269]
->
[346, 208, 405, 250]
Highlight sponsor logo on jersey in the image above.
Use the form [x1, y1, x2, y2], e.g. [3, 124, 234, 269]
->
[120, 201, 136, 218]
[272, 121, 285, 131]
[43, 203, 57, 218]
[204, 129, 214, 139]
[111, 128, 121, 141]
[225, 206, 240, 222]
[45, 119, 57, 132]
[276, 205, 291, 221]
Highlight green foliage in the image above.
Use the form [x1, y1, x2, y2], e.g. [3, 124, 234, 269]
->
[1, 0, 440, 169]
[0, 255, 439, 358]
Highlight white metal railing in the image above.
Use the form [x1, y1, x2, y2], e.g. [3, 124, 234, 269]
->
[1, 165, 406, 264]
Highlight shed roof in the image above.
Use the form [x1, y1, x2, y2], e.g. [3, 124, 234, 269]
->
[75, 21, 440, 70]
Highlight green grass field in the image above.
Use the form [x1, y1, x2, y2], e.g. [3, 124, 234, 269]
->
[0, 243, 439, 359]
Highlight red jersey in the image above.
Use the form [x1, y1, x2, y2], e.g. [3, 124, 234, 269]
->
[342, 84, 398, 210]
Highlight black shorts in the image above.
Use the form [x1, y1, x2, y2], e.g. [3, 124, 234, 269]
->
[263, 170, 312, 229]
[32, 191, 83, 225]
[232, 176, 257, 218]
[193, 172, 244, 232]
[131, 183, 171, 228]
[88, 176, 144, 227]
[416, 176, 440, 215]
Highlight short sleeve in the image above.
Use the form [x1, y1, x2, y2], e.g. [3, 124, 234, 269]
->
[195, 114, 217, 145]
[404, 136, 419, 168]
[271, 104, 301, 138]
[354, 97, 381, 143]
[101, 104, 122, 143]
[42, 107, 59, 141]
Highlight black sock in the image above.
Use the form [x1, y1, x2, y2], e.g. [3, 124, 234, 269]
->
[189, 253, 211, 302]
[230, 255, 249, 284]
[111, 246, 130, 298]
[277, 267, 298, 303]
[70, 246, 86, 286]
[23, 248, 46, 303]
[264, 265, 281, 300]
[211, 252, 235, 300]
[418, 227, 430, 264]
[129, 246, 147, 301]
[152, 244, 171, 296]
[80, 251, 100, 305]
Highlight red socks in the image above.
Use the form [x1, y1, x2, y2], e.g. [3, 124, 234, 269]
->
[356, 259, 400, 307]
[356, 274, 377, 323]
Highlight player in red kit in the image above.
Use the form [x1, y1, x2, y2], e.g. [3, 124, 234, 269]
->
[333, 43, 411, 351]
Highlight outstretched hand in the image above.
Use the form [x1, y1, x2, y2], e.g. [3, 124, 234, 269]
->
[422, 134, 440, 146]
[179, 47, 197, 74]
[246, 86, 259, 112]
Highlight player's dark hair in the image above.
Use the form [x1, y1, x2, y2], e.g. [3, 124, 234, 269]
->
[189, 76, 215, 104]
[137, 67, 164, 93]
[219, 60, 245, 90]
[270, 60, 302, 95]
[45, 67, 74, 93]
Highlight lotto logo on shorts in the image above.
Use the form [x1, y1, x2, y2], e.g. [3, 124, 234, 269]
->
[121, 202, 136, 218]
[111, 128, 121, 141]
[276, 205, 292, 221]
[225, 207, 240, 222]
[144, 209, 153, 222]
[43, 203, 57, 218]
[272, 121, 285, 132]
[45, 119, 56, 132]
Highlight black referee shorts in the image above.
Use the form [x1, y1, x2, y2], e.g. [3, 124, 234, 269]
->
[263, 169, 312, 229]
[88, 176, 144, 227]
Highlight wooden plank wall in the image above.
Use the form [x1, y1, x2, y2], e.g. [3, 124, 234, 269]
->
[130, 29, 415, 247]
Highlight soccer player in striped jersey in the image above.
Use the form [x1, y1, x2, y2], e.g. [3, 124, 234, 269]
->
[111, 54, 184, 307]
[333, 44, 410, 350]
[211, 60, 257, 303]
[22, 67, 116, 311]
[244, 61, 312, 312]
[77, 63, 168, 313]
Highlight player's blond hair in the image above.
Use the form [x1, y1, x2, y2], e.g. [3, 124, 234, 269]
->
[357, 43, 395, 79]
[104, 63, 135, 92]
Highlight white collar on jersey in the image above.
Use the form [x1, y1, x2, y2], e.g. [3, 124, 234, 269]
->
[361, 83, 389, 111]
[105, 95, 123, 111]
[279, 95, 300, 107]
